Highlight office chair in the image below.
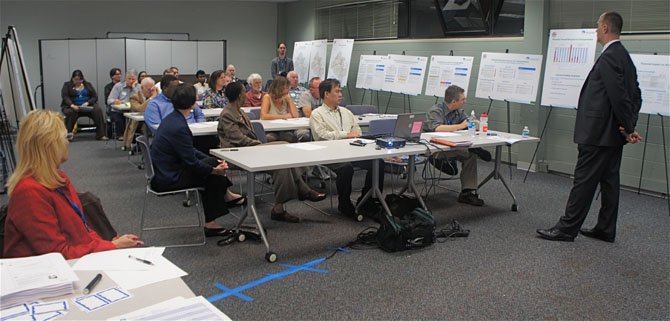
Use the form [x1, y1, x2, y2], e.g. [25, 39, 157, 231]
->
[248, 108, 261, 120]
[136, 135, 206, 247]
[346, 105, 378, 116]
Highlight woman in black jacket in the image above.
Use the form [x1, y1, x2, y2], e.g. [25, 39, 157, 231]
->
[61, 70, 108, 140]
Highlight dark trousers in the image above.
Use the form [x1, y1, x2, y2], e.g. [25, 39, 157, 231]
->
[554, 144, 623, 237]
[193, 135, 220, 155]
[151, 157, 232, 223]
[328, 160, 384, 205]
[107, 110, 126, 138]
[62, 105, 106, 139]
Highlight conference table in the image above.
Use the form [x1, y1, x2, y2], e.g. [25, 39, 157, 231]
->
[123, 107, 261, 123]
[210, 130, 539, 262]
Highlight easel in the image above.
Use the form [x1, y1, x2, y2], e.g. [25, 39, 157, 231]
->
[637, 113, 670, 214]
[523, 104, 555, 182]
[484, 96, 513, 179]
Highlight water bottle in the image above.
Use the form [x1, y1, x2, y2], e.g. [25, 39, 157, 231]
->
[522, 126, 530, 138]
[480, 113, 488, 135]
[468, 110, 476, 137]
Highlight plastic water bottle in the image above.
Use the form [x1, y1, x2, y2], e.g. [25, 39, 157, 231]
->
[468, 110, 476, 137]
[522, 126, 530, 138]
[480, 113, 488, 135]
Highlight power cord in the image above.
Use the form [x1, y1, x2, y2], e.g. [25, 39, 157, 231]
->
[435, 219, 470, 243]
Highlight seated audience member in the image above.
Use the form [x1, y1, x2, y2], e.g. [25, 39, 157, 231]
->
[244, 73, 266, 107]
[60, 70, 107, 141]
[309, 78, 384, 219]
[194, 70, 210, 100]
[423, 85, 491, 206]
[104, 68, 122, 104]
[154, 67, 181, 93]
[107, 69, 140, 139]
[271, 42, 294, 80]
[260, 77, 310, 142]
[202, 70, 231, 109]
[297, 76, 321, 118]
[169, 66, 180, 79]
[218, 82, 326, 223]
[138, 70, 149, 83]
[287, 71, 306, 107]
[225, 64, 242, 83]
[150, 84, 244, 236]
[4, 110, 143, 259]
[122, 77, 158, 150]
[144, 75, 203, 132]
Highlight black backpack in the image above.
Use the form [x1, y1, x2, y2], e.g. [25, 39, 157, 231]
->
[376, 194, 436, 252]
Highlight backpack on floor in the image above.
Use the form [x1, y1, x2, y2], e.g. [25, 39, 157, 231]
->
[376, 194, 436, 252]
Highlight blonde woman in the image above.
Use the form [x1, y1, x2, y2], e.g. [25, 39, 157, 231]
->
[260, 76, 311, 142]
[4, 111, 143, 259]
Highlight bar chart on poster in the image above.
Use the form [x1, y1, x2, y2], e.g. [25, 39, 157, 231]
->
[355, 55, 387, 91]
[475, 52, 543, 104]
[381, 54, 428, 96]
[631, 54, 670, 116]
[540, 29, 597, 108]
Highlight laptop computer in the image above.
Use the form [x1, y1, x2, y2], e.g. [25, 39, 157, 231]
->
[393, 112, 426, 142]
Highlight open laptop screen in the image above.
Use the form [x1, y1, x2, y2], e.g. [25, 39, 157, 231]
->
[393, 113, 426, 142]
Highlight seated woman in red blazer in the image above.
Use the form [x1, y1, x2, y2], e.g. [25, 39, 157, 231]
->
[4, 110, 143, 259]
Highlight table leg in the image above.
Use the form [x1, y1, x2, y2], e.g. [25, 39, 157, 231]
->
[357, 160, 394, 218]
[240, 172, 276, 261]
[397, 156, 428, 210]
[477, 145, 519, 211]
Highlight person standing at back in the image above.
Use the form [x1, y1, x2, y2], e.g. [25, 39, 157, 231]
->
[537, 11, 642, 243]
[271, 42, 294, 80]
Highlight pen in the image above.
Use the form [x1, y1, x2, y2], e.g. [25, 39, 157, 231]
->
[83, 273, 102, 294]
[128, 254, 154, 265]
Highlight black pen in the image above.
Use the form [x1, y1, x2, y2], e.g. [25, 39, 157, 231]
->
[128, 254, 154, 265]
[83, 273, 102, 294]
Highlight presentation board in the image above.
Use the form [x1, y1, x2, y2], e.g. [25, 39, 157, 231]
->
[355, 55, 387, 91]
[424, 55, 474, 97]
[631, 54, 670, 116]
[475, 52, 543, 104]
[381, 54, 428, 96]
[292, 41, 312, 82]
[309, 39, 328, 81]
[327, 39, 354, 86]
[540, 29, 597, 108]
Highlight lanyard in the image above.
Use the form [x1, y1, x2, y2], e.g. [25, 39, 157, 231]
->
[56, 188, 90, 232]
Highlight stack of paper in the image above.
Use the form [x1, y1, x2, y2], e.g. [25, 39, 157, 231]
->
[0, 253, 79, 308]
[107, 296, 232, 321]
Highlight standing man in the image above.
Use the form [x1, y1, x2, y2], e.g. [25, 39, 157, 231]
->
[423, 85, 491, 206]
[310, 79, 384, 220]
[271, 42, 294, 80]
[537, 12, 642, 242]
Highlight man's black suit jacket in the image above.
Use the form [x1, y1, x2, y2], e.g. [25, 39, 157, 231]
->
[574, 41, 642, 147]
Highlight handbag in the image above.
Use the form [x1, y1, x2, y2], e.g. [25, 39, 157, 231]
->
[376, 194, 436, 252]
[77, 192, 118, 241]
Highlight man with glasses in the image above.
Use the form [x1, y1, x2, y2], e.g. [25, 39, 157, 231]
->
[423, 85, 491, 206]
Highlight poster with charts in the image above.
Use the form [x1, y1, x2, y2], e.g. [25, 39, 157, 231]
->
[292, 41, 312, 82]
[382, 54, 428, 96]
[327, 39, 355, 86]
[355, 55, 387, 91]
[540, 29, 597, 108]
[475, 52, 543, 104]
[630, 54, 670, 116]
[424, 55, 474, 97]
[309, 39, 328, 81]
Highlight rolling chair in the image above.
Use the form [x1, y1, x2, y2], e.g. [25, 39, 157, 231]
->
[346, 104, 378, 116]
[136, 135, 206, 247]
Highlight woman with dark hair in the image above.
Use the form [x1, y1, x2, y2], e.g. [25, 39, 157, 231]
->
[260, 76, 303, 143]
[138, 70, 149, 83]
[151, 83, 245, 236]
[217, 81, 325, 223]
[60, 70, 107, 141]
[202, 69, 230, 109]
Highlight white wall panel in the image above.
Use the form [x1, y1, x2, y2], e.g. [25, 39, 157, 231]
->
[125, 39, 146, 73]
[40, 40, 69, 111]
[197, 41, 225, 74]
[145, 40, 171, 75]
[171, 41, 197, 74]
[95, 39, 125, 104]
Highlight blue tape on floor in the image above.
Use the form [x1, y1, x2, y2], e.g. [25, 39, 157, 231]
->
[207, 257, 329, 303]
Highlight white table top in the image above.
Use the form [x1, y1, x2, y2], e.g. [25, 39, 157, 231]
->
[111, 104, 131, 112]
[123, 107, 260, 123]
[210, 131, 538, 172]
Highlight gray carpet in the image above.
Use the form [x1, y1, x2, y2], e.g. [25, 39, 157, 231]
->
[4, 132, 669, 320]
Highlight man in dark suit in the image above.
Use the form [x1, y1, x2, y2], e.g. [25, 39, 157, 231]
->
[537, 11, 642, 243]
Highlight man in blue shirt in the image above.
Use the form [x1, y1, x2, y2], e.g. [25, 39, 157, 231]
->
[145, 75, 205, 133]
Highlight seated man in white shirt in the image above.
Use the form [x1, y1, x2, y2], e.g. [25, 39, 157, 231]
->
[309, 79, 384, 220]
[297, 76, 321, 118]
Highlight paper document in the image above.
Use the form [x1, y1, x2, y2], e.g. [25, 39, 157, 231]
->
[104, 255, 187, 290]
[286, 144, 327, 151]
[1, 253, 79, 308]
[107, 296, 231, 321]
[189, 122, 216, 128]
[73, 247, 165, 271]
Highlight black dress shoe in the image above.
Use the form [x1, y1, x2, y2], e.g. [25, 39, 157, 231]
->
[204, 227, 232, 237]
[298, 190, 327, 202]
[471, 148, 492, 162]
[536, 228, 575, 242]
[579, 228, 615, 243]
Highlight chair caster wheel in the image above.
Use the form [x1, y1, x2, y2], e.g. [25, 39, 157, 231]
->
[265, 252, 278, 263]
[511, 204, 518, 212]
[355, 214, 364, 222]
[237, 233, 246, 242]
[183, 199, 192, 207]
